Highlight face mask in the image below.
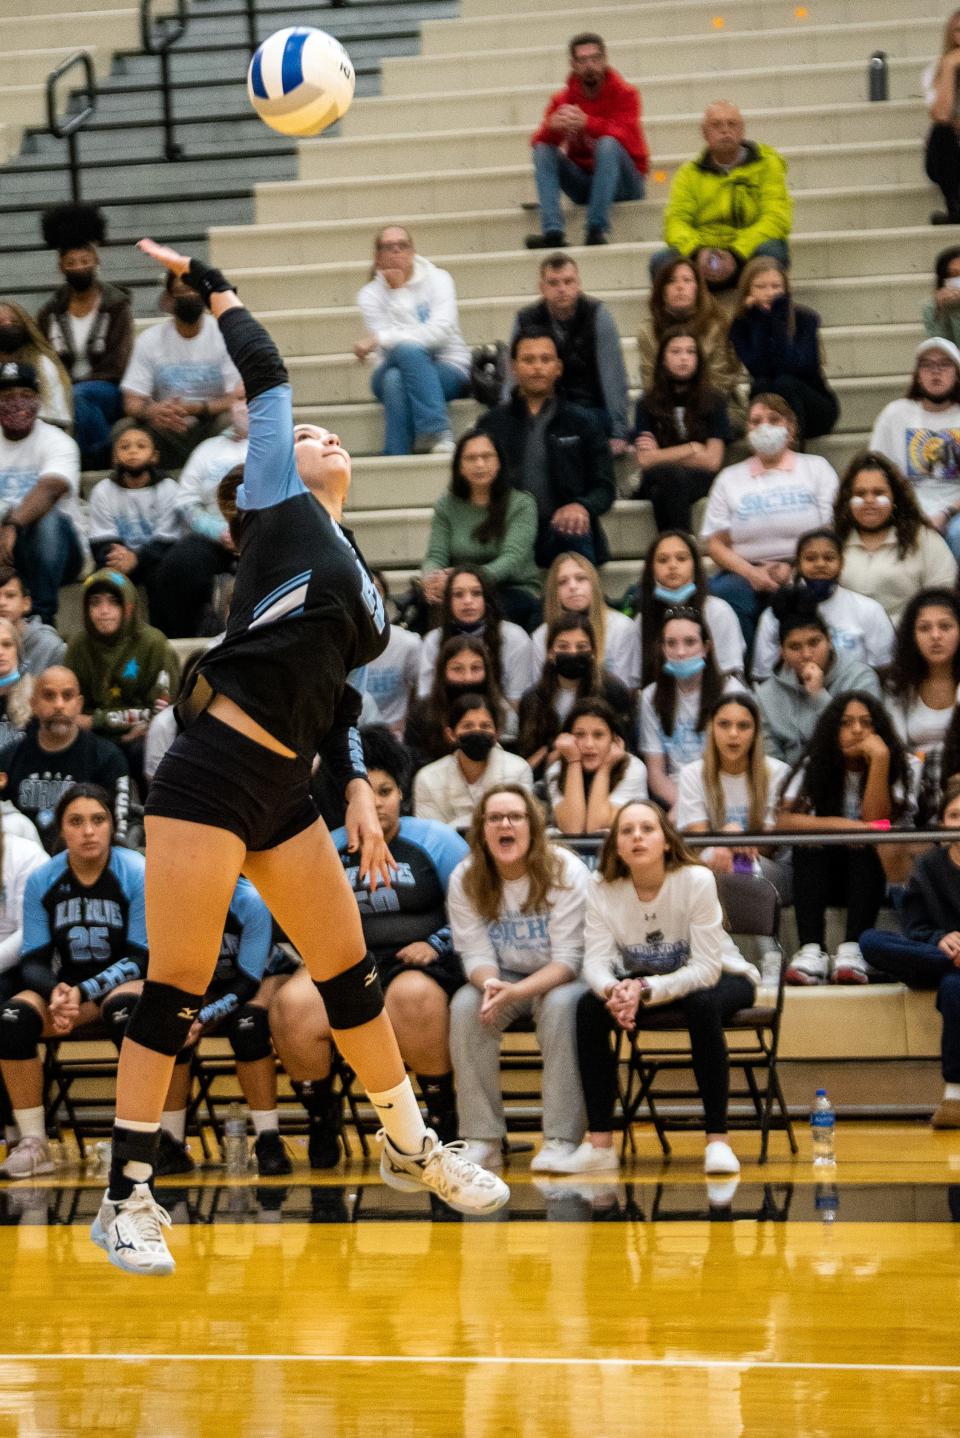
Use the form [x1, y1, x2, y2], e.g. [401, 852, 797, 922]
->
[173, 296, 204, 325]
[662, 655, 706, 680]
[453, 617, 486, 637]
[802, 577, 836, 602]
[457, 731, 495, 762]
[748, 423, 790, 458]
[0, 668, 21, 690]
[65, 270, 95, 293]
[0, 394, 40, 437]
[553, 653, 592, 681]
[117, 462, 153, 480]
[0, 325, 26, 353]
[445, 680, 484, 705]
[653, 581, 696, 605]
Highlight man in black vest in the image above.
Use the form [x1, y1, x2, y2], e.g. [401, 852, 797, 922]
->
[478, 329, 615, 569]
[508, 254, 630, 456]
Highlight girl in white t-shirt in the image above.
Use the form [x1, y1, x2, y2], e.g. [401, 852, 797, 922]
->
[640, 607, 741, 810]
[531, 552, 642, 691]
[752, 527, 895, 681]
[634, 529, 745, 684]
[677, 693, 791, 902]
[549, 801, 756, 1177]
[547, 698, 648, 834]
[417, 564, 533, 710]
[885, 586, 960, 824]
[446, 783, 589, 1172]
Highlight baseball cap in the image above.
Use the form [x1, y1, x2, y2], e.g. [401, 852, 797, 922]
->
[0, 361, 38, 393]
[915, 338, 960, 369]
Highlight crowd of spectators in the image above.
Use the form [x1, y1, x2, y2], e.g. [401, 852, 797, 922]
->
[2, 21, 960, 1182]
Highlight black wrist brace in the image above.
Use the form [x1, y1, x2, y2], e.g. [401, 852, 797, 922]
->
[184, 257, 236, 308]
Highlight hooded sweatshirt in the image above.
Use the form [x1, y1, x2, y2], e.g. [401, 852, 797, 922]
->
[531, 67, 649, 175]
[755, 650, 881, 766]
[64, 569, 180, 736]
[356, 256, 471, 373]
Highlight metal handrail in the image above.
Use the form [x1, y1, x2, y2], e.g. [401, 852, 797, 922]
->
[140, 0, 190, 161]
[559, 828, 960, 856]
[46, 51, 97, 203]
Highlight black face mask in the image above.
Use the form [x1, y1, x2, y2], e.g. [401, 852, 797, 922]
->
[117, 463, 153, 481]
[552, 653, 592, 681]
[445, 680, 485, 705]
[0, 325, 26, 353]
[173, 296, 204, 325]
[457, 731, 495, 762]
[453, 618, 486, 637]
[65, 270, 96, 293]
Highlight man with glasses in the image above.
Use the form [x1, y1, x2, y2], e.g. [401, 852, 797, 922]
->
[354, 225, 470, 456]
[870, 338, 960, 560]
[525, 33, 648, 250]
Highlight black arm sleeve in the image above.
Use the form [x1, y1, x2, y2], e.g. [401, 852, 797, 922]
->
[318, 683, 369, 797]
[218, 307, 289, 404]
[198, 972, 260, 1028]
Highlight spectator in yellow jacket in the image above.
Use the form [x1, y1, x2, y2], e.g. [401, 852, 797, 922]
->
[651, 102, 792, 291]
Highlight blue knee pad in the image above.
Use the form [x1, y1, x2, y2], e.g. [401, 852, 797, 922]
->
[225, 1004, 273, 1063]
[0, 999, 44, 1060]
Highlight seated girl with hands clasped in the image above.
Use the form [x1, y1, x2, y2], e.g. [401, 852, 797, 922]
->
[548, 802, 757, 1178]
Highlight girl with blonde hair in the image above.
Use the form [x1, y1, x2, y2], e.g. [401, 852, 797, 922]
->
[531, 551, 641, 690]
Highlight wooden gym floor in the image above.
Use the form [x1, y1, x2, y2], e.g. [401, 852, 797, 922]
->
[2, 1124, 959, 1437]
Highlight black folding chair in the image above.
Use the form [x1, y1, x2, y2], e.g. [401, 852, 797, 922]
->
[618, 870, 798, 1163]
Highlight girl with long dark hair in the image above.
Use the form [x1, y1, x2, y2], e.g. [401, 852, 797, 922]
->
[546, 697, 649, 834]
[885, 587, 960, 822]
[404, 633, 508, 766]
[636, 255, 744, 408]
[416, 563, 534, 712]
[635, 529, 744, 685]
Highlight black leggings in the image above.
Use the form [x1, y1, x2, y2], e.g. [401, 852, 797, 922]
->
[637, 463, 716, 533]
[792, 844, 887, 949]
[926, 123, 960, 216]
[576, 973, 756, 1134]
[748, 376, 839, 441]
[149, 534, 236, 639]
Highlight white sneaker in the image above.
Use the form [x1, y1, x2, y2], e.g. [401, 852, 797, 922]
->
[785, 943, 829, 986]
[543, 1140, 620, 1175]
[704, 1140, 740, 1175]
[707, 1176, 740, 1206]
[90, 1182, 175, 1276]
[379, 1129, 510, 1216]
[430, 433, 456, 455]
[530, 1139, 579, 1173]
[456, 1139, 502, 1169]
[0, 1134, 54, 1179]
[832, 941, 870, 985]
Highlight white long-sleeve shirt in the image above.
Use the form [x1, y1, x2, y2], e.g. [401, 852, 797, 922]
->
[87, 475, 182, 552]
[357, 256, 470, 373]
[447, 844, 589, 978]
[413, 747, 534, 828]
[582, 864, 756, 1006]
[0, 832, 48, 974]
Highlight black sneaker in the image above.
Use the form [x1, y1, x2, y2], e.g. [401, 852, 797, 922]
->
[525, 229, 566, 250]
[932, 210, 960, 225]
[155, 1128, 196, 1177]
[307, 1111, 342, 1169]
[585, 227, 608, 245]
[254, 1130, 292, 1177]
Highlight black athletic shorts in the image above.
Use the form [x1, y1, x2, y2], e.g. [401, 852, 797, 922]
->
[374, 950, 465, 1002]
[145, 710, 318, 851]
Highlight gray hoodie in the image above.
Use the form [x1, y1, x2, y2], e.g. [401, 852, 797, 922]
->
[756, 651, 881, 766]
[20, 615, 65, 677]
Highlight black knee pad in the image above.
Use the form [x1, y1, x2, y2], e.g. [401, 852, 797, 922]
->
[315, 954, 384, 1030]
[101, 991, 136, 1048]
[0, 999, 44, 1060]
[125, 980, 205, 1058]
[225, 1004, 273, 1063]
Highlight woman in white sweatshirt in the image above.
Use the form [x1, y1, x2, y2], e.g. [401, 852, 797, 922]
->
[446, 783, 590, 1173]
[551, 801, 757, 1178]
[354, 225, 470, 456]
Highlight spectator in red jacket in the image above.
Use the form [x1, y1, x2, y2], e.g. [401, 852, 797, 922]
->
[526, 33, 648, 250]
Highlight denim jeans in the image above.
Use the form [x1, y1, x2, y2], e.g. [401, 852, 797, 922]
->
[707, 569, 765, 650]
[648, 238, 791, 283]
[370, 343, 467, 456]
[72, 379, 123, 468]
[943, 512, 960, 565]
[15, 509, 83, 625]
[535, 517, 597, 570]
[859, 928, 960, 1080]
[533, 136, 645, 237]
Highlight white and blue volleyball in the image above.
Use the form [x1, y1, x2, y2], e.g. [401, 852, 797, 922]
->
[247, 27, 355, 137]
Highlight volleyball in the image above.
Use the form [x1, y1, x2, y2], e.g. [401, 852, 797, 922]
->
[247, 27, 355, 138]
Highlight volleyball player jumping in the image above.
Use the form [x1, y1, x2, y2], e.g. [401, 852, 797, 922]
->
[91, 241, 509, 1275]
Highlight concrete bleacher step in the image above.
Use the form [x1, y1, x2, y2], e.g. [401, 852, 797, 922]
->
[341, 57, 924, 136]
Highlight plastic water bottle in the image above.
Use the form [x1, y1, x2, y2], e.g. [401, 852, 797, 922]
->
[815, 1182, 840, 1223]
[868, 51, 888, 102]
[223, 1103, 249, 1175]
[810, 1088, 836, 1166]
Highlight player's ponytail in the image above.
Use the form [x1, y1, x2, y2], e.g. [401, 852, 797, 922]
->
[217, 465, 244, 546]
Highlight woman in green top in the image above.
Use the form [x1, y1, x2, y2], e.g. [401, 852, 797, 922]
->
[420, 429, 541, 631]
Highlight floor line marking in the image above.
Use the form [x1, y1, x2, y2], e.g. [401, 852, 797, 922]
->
[0, 1355, 958, 1375]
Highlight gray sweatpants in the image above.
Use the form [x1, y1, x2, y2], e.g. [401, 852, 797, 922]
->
[449, 977, 588, 1143]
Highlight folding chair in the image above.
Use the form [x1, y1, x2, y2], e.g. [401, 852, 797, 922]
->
[42, 1025, 118, 1159]
[618, 870, 798, 1163]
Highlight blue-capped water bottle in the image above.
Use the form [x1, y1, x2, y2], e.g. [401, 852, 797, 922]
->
[811, 1088, 836, 1166]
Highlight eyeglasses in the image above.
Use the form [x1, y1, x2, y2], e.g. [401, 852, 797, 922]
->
[377, 240, 412, 253]
[484, 812, 529, 827]
[919, 359, 955, 372]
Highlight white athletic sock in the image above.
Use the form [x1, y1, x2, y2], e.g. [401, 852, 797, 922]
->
[251, 1109, 278, 1136]
[119, 1117, 159, 1185]
[161, 1110, 187, 1143]
[944, 1083, 960, 1101]
[13, 1106, 45, 1143]
[368, 1077, 427, 1155]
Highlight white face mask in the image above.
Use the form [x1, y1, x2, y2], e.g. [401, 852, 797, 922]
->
[748, 422, 789, 457]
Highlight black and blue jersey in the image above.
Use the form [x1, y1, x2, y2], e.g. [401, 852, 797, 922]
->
[196, 875, 288, 1027]
[188, 309, 389, 782]
[331, 816, 468, 962]
[20, 846, 147, 1001]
